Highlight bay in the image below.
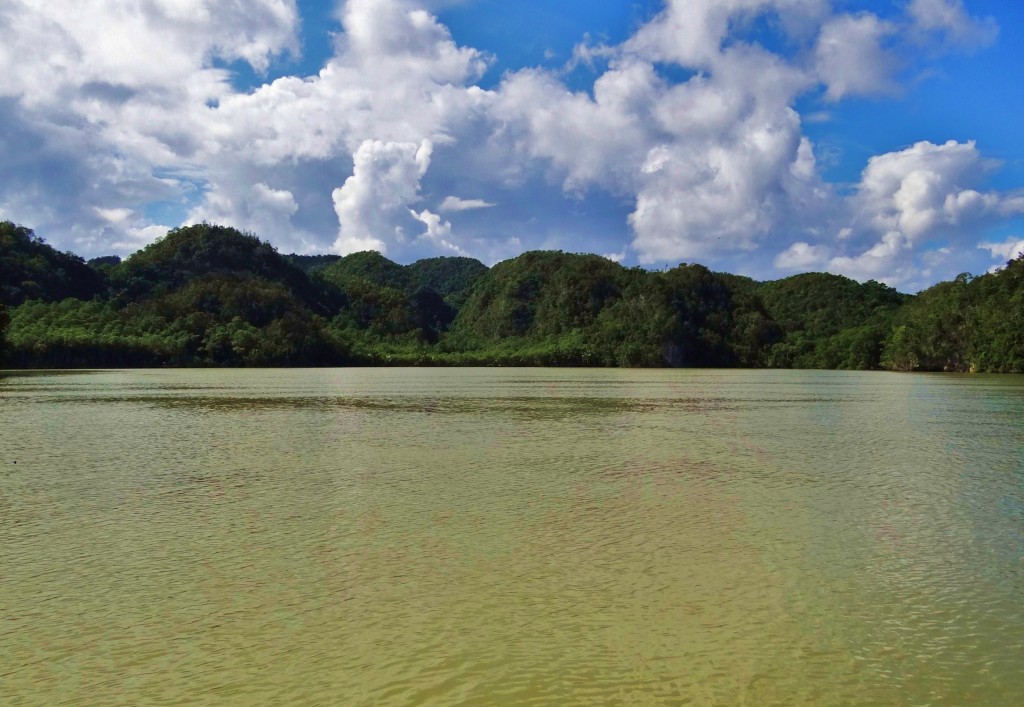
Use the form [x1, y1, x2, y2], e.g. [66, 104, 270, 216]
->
[1, 368, 1022, 704]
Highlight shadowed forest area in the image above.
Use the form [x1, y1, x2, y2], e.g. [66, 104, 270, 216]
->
[2, 221, 1022, 371]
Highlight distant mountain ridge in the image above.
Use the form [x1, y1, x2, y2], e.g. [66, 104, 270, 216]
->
[2, 220, 1022, 371]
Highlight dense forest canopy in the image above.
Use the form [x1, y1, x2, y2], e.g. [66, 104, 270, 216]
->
[1, 220, 1021, 371]
[1, 221, 106, 306]
[0, 302, 8, 364]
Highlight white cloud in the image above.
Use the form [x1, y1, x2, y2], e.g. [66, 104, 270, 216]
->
[95, 207, 134, 224]
[0, 0, 1017, 288]
[815, 13, 899, 101]
[624, 0, 828, 69]
[0, 0, 497, 257]
[185, 178, 323, 254]
[908, 0, 998, 49]
[439, 196, 495, 212]
[494, 10, 827, 264]
[248, 183, 298, 218]
[190, 0, 496, 259]
[568, 36, 617, 70]
[493, 59, 660, 194]
[854, 140, 1004, 241]
[775, 242, 830, 270]
[107, 224, 176, 255]
[828, 231, 912, 284]
[332, 139, 432, 255]
[979, 237, 1024, 263]
[73, 211, 174, 257]
[820, 140, 1024, 284]
[626, 49, 827, 263]
[411, 208, 467, 255]
[0, 0, 301, 255]
[242, 183, 307, 247]
[0, 0, 298, 106]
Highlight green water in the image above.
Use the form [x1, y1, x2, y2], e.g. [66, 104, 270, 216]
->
[1, 368, 1022, 705]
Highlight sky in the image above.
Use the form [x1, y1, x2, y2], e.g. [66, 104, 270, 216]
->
[2, 0, 1023, 292]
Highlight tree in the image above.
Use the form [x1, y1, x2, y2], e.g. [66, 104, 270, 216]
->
[6, 218, 1023, 372]
[0, 303, 9, 364]
[1, 221, 106, 306]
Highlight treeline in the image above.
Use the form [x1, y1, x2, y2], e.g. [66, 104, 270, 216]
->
[1, 220, 1022, 371]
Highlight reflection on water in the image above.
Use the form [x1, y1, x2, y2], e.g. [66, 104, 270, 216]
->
[1, 368, 1023, 704]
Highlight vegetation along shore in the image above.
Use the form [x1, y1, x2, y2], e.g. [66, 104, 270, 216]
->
[2, 221, 1021, 371]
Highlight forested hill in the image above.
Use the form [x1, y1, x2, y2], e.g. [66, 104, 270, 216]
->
[2, 220, 1022, 371]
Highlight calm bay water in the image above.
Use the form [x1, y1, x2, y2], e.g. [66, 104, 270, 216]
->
[1, 368, 1022, 705]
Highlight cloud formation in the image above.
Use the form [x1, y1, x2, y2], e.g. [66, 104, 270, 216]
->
[908, 0, 998, 48]
[979, 236, 1024, 266]
[332, 139, 433, 255]
[775, 242, 830, 270]
[818, 140, 1024, 284]
[0, 0, 1018, 289]
[815, 13, 898, 101]
[439, 197, 496, 212]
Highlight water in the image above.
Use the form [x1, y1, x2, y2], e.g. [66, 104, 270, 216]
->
[1, 368, 1022, 705]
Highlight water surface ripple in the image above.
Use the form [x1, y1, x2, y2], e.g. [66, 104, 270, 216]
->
[1, 368, 1023, 704]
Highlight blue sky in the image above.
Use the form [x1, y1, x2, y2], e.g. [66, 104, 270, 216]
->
[1, 0, 1023, 291]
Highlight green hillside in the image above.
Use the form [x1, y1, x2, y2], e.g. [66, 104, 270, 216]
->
[758, 273, 908, 369]
[1, 221, 106, 306]
[882, 259, 1024, 372]
[3, 219, 1023, 371]
[445, 254, 779, 367]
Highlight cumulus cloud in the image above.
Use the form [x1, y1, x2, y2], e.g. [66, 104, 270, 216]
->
[493, 59, 660, 194]
[196, 0, 495, 258]
[78, 207, 175, 256]
[411, 208, 467, 255]
[815, 13, 899, 101]
[828, 232, 912, 283]
[0, 0, 298, 106]
[775, 242, 830, 270]
[487, 0, 1005, 274]
[332, 139, 433, 255]
[0, 0, 1017, 288]
[624, 0, 828, 69]
[248, 183, 298, 220]
[0, 0, 495, 257]
[979, 236, 1024, 263]
[186, 177, 323, 253]
[210, 0, 491, 162]
[0, 0, 300, 255]
[854, 141, 1000, 240]
[908, 0, 998, 49]
[648, 58, 822, 259]
[495, 4, 829, 264]
[439, 196, 495, 212]
[820, 140, 1024, 285]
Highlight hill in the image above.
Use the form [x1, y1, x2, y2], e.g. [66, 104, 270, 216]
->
[317, 251, 487, 348]
[443, 252, 780, 367]
[4, 219, 1023, 372]
[758, 273, 908, 369]
[882, 257, 1024, 372]
[7, 225, 347, 366]
[109, 223, 334, 313]
[406, 256, 488, 304]
[285, 254, 342, 274]
[1, 221, 106, 306]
